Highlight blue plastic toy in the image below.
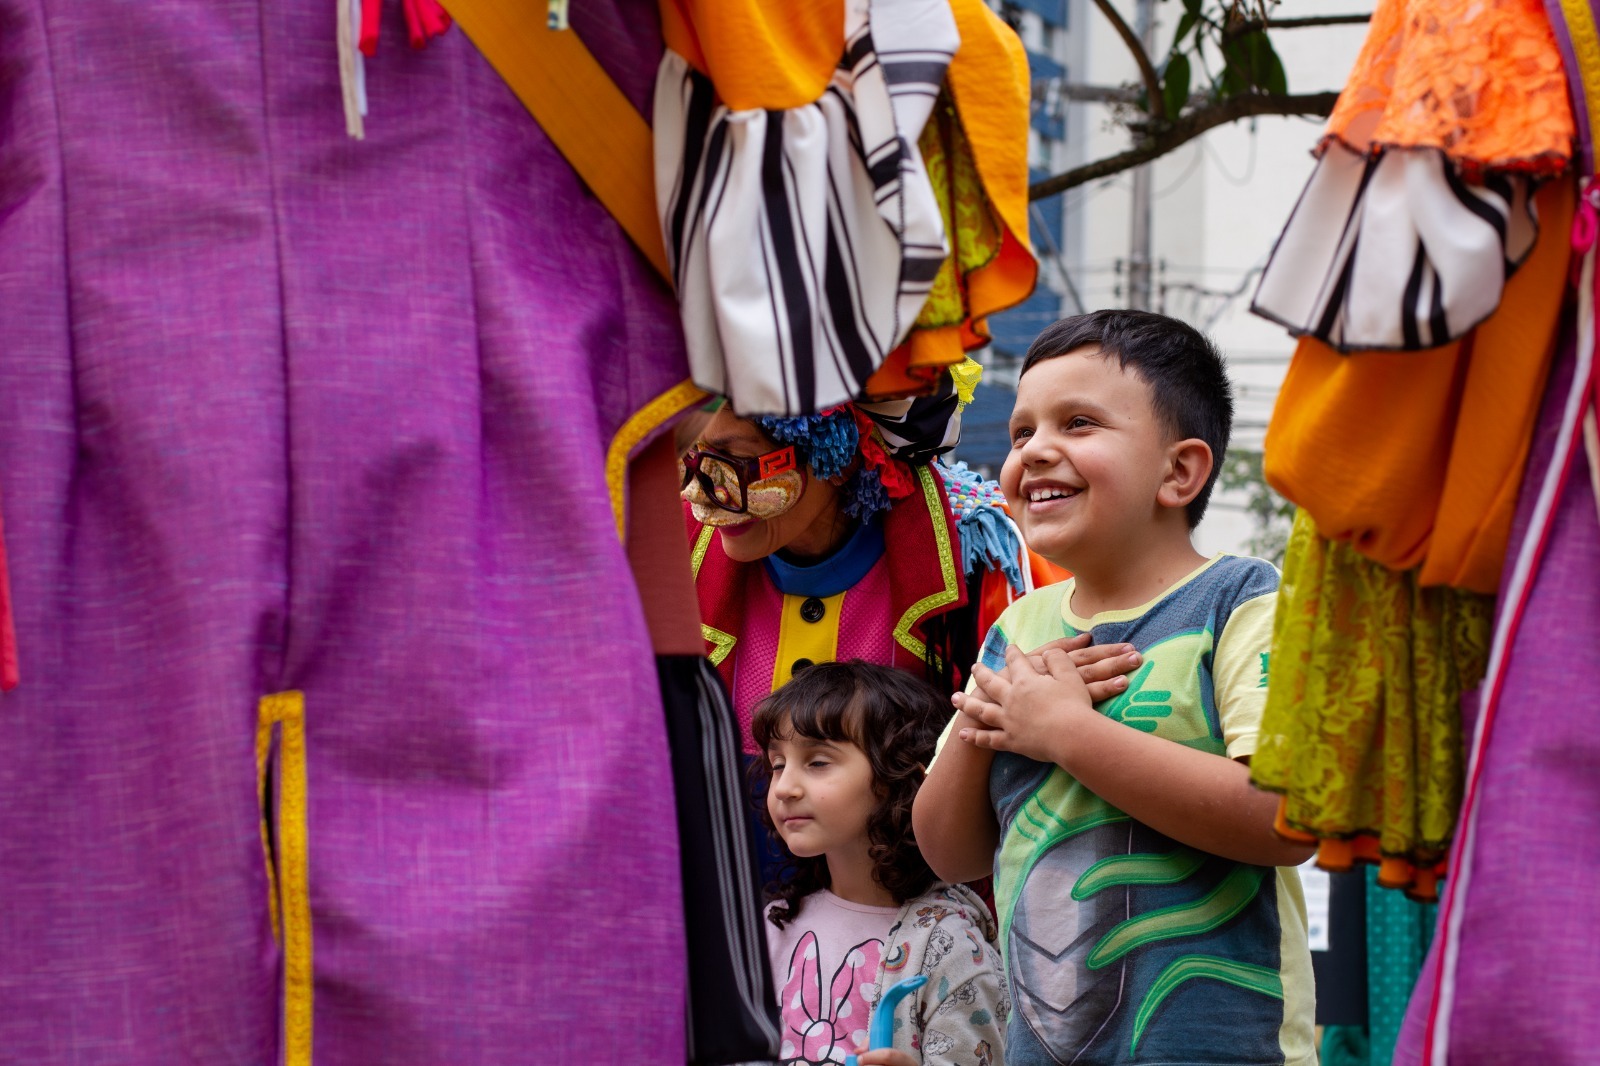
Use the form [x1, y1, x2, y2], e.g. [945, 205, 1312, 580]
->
[843, 974, 928, 1066]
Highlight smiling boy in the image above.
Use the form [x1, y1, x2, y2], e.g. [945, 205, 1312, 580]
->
[913, 311, 1316, 1065]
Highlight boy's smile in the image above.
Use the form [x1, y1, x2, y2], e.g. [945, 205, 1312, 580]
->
[1001, 347, 1176, 573]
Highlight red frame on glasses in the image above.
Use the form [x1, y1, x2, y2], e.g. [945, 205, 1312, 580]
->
[681, 443, 799, 514]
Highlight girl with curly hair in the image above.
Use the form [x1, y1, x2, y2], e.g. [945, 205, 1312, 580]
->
[752, 660, 1008, 1066]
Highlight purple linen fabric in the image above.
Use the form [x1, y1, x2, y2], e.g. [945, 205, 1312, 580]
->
[1395, 319, 1600, 1063]
[0, 1, 687, 1062]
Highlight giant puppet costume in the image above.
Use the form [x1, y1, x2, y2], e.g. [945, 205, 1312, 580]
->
[0, 0, 1036, 1062]
[1244, 0, 1600, 1062]
[0, 3, 698, 1062]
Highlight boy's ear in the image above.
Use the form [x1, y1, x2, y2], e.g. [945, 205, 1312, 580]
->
[1158, 438, 1213, 511]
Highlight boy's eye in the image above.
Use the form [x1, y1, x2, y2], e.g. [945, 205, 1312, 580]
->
[1067, 416, 1094, 430]
[1010, 427, 1032, 446]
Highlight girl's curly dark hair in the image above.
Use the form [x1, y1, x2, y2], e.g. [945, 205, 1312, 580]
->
[750, 660, 951, 929]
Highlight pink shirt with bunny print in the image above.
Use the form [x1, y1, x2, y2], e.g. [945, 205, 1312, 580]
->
[766, 891, 900, 1066]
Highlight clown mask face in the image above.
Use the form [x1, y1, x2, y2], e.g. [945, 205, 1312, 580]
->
[682, 411, 852, 563]
[681, 444, 806, 525]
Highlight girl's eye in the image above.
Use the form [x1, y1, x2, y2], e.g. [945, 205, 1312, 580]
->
[1010, 427, 1032, 446]
[807, 759, 830, 769]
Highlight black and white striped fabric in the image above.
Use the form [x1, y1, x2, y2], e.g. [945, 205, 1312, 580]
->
[653, 0, 957, 417]
[858, 372, 963, 466]
[1252, 141, 1540, 351]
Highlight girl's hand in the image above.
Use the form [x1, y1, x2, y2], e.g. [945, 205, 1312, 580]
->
[854, 1047, 919, 1066]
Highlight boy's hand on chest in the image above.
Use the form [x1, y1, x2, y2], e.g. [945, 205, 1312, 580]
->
[956, 643, 1102, 767]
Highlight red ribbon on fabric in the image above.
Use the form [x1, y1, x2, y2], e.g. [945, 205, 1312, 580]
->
[402, 0, 453, 48]
[852, 409, 918, 500]
[0, 508, 17, 691]
[361, 0, 453, 56]
[360, 0, 382, 56]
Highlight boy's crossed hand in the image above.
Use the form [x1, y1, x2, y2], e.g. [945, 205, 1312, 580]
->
[955, 638, 1139, 766]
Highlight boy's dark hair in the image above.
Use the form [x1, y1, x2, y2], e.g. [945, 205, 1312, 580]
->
[750, 660, 949, 929]
[1021, 309, 1233, 527]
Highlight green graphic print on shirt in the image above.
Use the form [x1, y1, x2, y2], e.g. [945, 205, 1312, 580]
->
[979, 555, 1312, 1066]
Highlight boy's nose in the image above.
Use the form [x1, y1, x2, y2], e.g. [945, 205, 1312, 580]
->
[1019, 432, 1059, 466]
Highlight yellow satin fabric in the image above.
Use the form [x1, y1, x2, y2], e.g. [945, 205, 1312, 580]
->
[659, 0, 844, 111]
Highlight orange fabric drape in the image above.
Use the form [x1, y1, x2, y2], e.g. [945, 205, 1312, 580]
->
[943, 0, 1035, 319]
[659, 0, 844, 111]
[1265, 179, 1574, 592]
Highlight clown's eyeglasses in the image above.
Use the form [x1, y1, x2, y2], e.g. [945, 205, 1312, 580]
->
[680, 443, 799, 514]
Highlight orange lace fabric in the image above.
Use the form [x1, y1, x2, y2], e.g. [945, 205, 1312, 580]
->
[1325, 0, 1573, 177]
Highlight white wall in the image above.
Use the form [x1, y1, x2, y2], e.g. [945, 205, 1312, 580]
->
[1042, 0, 1370, 555]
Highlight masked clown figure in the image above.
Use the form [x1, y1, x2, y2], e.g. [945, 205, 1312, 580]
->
[0, 0, 1040, 1060]
[684, 384, 1057, 877]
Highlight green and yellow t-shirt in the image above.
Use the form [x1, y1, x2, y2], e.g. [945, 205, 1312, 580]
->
[947, 554, 1315, 1066]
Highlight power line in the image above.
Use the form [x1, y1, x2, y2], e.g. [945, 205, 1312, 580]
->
[1029, 201, 1087, 315]
[1202, 122, 1260, 186]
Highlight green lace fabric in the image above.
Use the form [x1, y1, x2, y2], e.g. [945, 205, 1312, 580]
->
[1252, 511, 1493, 879]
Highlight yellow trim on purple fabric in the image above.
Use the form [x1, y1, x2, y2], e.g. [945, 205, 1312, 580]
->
[1559, 0, 1600, 140]
[772, 591, 846, 689]
[608, 379, 711, 541]
[255, 719, 282, 945]
[893, 466, 961, 663]
[258, 691, 313, 1066]
[439, 0, 670, 275]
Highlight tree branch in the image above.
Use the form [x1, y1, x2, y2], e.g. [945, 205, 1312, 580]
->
[1263, 13, 1371, 28]
[1088, 0, 1166, 122]
[1054, 83, 1140, 104]
[1028, 90, 1340, 199]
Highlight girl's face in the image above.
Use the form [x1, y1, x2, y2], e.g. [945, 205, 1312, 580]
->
[683, 409, 851, 564]
[765, 724, 877, 864]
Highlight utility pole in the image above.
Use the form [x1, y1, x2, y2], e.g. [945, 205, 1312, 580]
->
[1127, 0, 1156, 309]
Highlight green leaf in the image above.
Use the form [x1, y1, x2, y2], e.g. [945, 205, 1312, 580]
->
[1182, 0, 1201, 16]
[1218, 38, 1250, 98]
[1256, 33, 1288, 95]
[1162, 52, 1191, 118]
[1170, 10, 1198, 50]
